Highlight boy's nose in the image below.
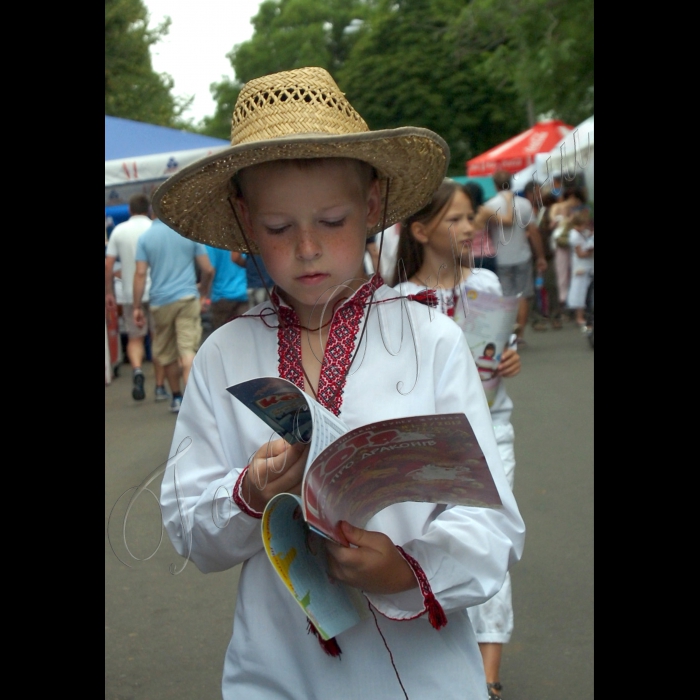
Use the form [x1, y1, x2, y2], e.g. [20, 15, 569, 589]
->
[295, 229, 322, 260]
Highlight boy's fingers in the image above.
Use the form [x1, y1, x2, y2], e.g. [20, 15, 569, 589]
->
[260, 438, 304, 464]
[340, 521, 378, 549]
[340, 521, 361, 545]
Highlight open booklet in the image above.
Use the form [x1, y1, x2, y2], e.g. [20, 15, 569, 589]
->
[451, 287, 520, 406]
[227, 376, 503, 640]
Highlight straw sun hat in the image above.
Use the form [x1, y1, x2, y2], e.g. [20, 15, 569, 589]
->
[152, 67, 450, 253]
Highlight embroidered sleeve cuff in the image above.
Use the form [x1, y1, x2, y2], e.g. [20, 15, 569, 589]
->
[364, 546, 447, 629]
[232, 466, 263, 519]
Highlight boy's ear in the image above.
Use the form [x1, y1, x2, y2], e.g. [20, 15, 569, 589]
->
[366, 179, 382, 229]
[410, 221, 429, 245]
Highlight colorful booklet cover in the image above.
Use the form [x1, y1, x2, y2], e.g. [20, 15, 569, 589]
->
[227, 377, 503, 640]
[452, 287, 520, 406]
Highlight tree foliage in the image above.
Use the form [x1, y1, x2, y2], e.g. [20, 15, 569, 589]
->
[452, 0, 594, 126]
[201, 0, 370, 139]
[198, 79, 240, 139]
[204, 0, 593, 167]
[338, 0, 525, 174]
[105, 0, 191, 126]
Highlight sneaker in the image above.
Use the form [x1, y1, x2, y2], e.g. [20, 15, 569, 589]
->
[154, 385, 170, 402]
[487, 681, 503, 699]
[132, 369, 145, 401]
[170, 396, 182, 414]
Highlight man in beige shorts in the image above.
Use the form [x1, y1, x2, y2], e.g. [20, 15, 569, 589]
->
[134, 217, 213, 413]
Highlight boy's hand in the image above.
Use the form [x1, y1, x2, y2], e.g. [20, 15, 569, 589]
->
[242, 438, 309, 512]
[324, 521, 417, 594]
[496, 348, 521, 378]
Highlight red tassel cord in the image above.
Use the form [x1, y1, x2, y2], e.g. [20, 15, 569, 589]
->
[307, 620, 342, 658]
[405, 289, 439, 308]
[423, 592, 448, 630]
[396, 546, 447, 630]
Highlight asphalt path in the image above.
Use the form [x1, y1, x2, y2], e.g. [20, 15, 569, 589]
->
[105, 319, 593, 700]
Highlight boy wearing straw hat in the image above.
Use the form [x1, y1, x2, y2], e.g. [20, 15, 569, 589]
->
[156, 68, 524, 700]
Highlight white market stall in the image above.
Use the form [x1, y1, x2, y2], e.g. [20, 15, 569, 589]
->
[511, 116, 594, 202]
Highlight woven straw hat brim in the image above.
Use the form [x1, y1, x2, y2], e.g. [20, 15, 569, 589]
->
[152, 127, 449, 253]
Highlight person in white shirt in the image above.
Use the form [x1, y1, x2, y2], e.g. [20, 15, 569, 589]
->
[485, 170, 548, 345]
[565, 209, 594, 329]
[153, 67, 525, 700]
[105, 194, 167, 402]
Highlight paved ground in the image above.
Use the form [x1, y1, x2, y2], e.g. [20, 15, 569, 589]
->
[105, 319, 593, 700]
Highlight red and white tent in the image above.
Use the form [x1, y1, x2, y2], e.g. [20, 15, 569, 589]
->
[466, 119, 574, 177]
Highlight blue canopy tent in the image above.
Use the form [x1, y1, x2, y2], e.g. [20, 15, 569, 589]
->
[105, 116, 229, 232]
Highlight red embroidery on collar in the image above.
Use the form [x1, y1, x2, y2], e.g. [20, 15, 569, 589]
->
[275, 276, 383, 415]
[276, 301, 304, 392]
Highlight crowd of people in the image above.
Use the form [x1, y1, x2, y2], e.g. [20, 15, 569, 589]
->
[105, 197, 275, 413]
[544, 183, 595, 333]
[467, 170, 594, 347]
[106, 165, 593, 416]
[105, 66, 592, 700]
[364, 170, 594, 349]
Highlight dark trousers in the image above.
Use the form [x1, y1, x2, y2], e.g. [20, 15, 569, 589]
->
[210, 299, 249, 330]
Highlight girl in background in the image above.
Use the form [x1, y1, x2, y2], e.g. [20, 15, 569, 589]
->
[393, 179, 521, 700]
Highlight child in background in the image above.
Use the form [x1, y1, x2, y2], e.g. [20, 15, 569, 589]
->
[566, 209, 595, 329]
[549, 187, 587, 316]
[154, 68, 524, 700]
[393, 179, 521, 700]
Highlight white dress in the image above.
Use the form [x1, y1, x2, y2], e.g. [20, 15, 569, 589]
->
[566, 228, 594, 310]
[396, 270, 516, 644]
[160, 276, 525, 700]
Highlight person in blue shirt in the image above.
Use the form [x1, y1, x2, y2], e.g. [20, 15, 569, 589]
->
[134, 219, 214, 413]
[204, 246, 249, 329]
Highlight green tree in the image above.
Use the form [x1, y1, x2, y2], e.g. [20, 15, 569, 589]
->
[199, 79, 240, 139]
[202, 0, 370, 139]
[204, 0, 592, 166]
[105, 0, 191, 126]
[338, 0, 525, 174]
[233, 0, 370, 82]
[452, 0, 594, 127]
